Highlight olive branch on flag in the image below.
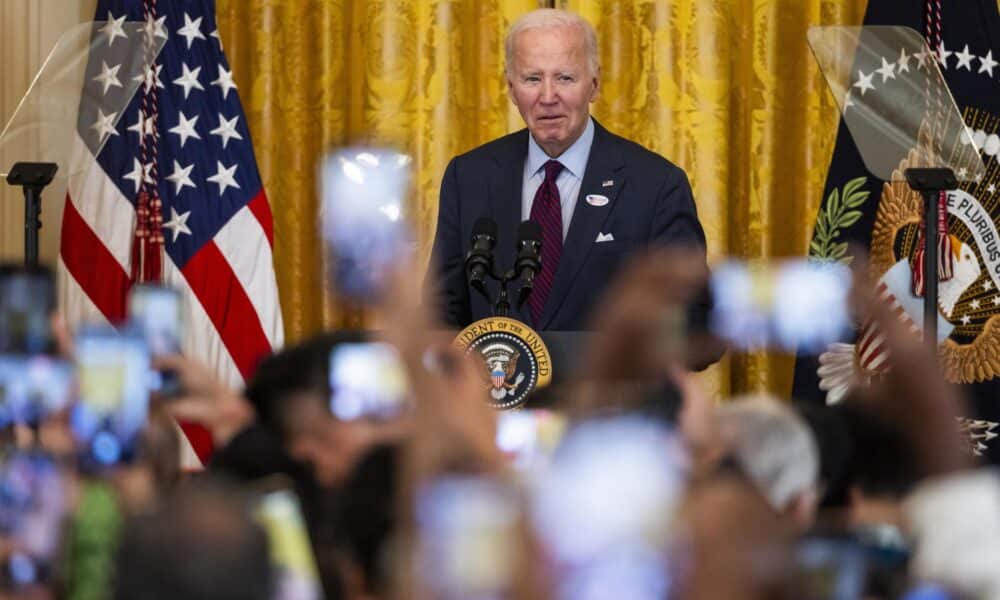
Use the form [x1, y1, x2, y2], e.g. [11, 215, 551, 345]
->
[809, 176, 870, 263]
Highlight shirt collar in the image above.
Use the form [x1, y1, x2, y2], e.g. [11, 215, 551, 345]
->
[526, 117, 595, 179]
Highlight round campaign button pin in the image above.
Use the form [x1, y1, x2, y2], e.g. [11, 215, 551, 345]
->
[586, 194, 609, 207]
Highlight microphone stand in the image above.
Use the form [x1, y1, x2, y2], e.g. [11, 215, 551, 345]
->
[5, 162, 58, 268]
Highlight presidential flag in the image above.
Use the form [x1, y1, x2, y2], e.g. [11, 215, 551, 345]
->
[59, 0, 283, 464]
[793, 0, 1000, 462]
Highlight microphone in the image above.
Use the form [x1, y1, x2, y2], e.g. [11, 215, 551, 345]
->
[465, 217, 498, 298]
[514, 220, 542, 309]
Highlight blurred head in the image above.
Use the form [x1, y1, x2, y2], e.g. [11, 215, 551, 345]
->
[715, 395, 820, 529]
[114, 484, 271, 600]
[505, 9, 600, 158]
[841, 402, 918, 528]
[338, 443, 400, 598]
[246, 332, 408, 488]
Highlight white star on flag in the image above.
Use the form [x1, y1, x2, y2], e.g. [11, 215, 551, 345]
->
[994, 296, 1000, 306]
[169, 111, 202, 147]
[123, 158, 154, 193]
[985, 280, 995, 291]
[99, 12, 128, 47]
[897, 48, 911, 73]
[166, 161, 197, 194]
[173, 63, 205, 100]
[955, 45, 975, 71]
[127, 112, 157, 138]
[93, 61, 123, 96]
[133, 64, 165, 94]
[207, 161, 241, 196]
[142, 14, 168, 43]
[988, 183, 997, 194]
[210, 114, 244, 148]
[162, 207, 193, 243]
[938, 42, 953, 68]
[876, 57, 896, 82]
[853, 69, 876, 96]
[962, 315, 972, 325]
[971, 299, 981, 310]
[90, 109, 119, 143]
[177, 13, 207, 49]
[210, 29, 223, 50]
[980, 50, 998, 77]
[211, 66, 238, 100]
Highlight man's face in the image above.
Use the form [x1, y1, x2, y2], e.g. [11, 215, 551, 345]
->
[507, 25, 599, 158]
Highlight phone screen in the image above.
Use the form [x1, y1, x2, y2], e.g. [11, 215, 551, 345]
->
[793, 537, 869, 600]
[72, 327, 151, 467]
[709, 259, 852, 353]
[320, 148, 412, 301]
[530, 418, 686, 600]
[0, 452, 66, 589]
[127, 284, 182, 357]
[329, 343, 409, 421]
[128, 284, 182, 396]
[0, 266, 54, 356]
[414, 476, 519, 599]
[0, 356, 73, 426]
[251, 487, 324, 600]
[495, 409, 566, 471]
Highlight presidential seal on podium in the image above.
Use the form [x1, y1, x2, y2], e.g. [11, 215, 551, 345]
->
[453, 317, 552, 410]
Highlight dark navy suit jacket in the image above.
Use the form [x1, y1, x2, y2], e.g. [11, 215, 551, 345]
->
[428, 120, 709, 331]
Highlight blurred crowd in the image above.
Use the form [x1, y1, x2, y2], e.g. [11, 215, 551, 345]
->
[0, 248, 997, 600]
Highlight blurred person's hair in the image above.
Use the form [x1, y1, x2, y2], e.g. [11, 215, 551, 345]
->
[338, 443, 400, 596]
[716, 395, 820, 516]
[795, 403, 853, 509]
[841, 401, 918, 499]
[113, 482, 271, 600]
[244, 330, 365, 441]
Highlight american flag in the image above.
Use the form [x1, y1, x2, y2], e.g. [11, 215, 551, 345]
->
[59, 0, 283, 465]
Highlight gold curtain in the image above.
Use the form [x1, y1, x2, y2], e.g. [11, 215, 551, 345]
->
[216, 0, 541, 337]
[218, 0, 867, 400]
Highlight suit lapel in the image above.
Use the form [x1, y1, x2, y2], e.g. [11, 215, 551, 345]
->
[539, 122, 625, 329]
[488, 130, 532, 323]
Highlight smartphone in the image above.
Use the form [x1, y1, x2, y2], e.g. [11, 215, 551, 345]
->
[71, 326, 151, 468]
[329, 342, 409, 421]
[414, 476, 519, 599]
[792, 537, 869, 600]
[0, 356, 73, 427]
[320, 148, 413, 301]
[127, 284, 182, 396]
[0, 452, 66, 589]
[530, 418, 686, 600]
[251, 483, 324, 600]
[0, 265, 54, 355]
[495, 409, 566, 471]
[709, 259, 852, 353]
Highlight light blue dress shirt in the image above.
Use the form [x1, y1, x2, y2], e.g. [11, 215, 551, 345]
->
[521, 117, 596, 240]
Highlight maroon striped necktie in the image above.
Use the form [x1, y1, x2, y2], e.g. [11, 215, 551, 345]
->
[528, 159, 564, 325]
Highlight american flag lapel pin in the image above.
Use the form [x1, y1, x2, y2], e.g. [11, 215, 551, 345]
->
[602, 179, 614, 187]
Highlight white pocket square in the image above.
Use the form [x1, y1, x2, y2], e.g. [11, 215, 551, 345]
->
[595, 232, 615, 243]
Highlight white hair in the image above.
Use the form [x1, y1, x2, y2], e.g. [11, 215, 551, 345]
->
[715, 395, 819, 512]
[504, 9, 599, 75]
